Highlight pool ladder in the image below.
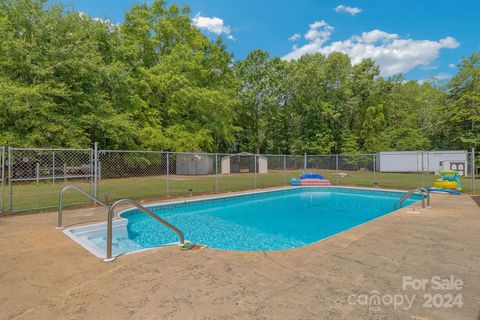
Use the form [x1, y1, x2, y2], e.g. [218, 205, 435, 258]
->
[57, 185, 185, 262]
[396, 187, 431, 209]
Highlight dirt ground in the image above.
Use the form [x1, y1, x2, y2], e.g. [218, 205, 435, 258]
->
[0, 190, 479, 320]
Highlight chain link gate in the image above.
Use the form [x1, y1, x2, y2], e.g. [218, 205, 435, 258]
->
[7, 147, 94, 212]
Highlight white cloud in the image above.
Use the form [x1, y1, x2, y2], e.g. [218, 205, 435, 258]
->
[352, 30, 398, 43]
[420, 65, 438, 70]
[283, 20, 334, 59]
[192, 14, 235, 40]
[434, 73, 451, 80]
[418, 73, 451, 84]
[305, 21, 334, 44]
[289, 33, 301, 42]
[334, 5, 362, 15]
[283, 22, 460, 76]
[448, 63, 456, 68]
[78, 11, 119, 29]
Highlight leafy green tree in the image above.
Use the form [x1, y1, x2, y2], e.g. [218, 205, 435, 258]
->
[379, 77, 441, 151]
[1, 0, 478, 157]
[233, 50, 288, 153]
[287, 53, 354, 154]
[446, 53, 480, 149]
[0, 0, 236, 152]
[0, 0, 139, 148]
[120, 1, 236, 152]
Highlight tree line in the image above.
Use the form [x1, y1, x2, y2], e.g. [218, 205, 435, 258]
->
[0, 0, 479, 155]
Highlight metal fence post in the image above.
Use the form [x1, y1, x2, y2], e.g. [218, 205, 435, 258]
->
[373, 154, 376, 187]
[304, 152, 307, 170]
[254, 154, 257, 189]
[472, 147, 476, 194]
[36, 162, 40, 184]
[215, 154, 219, 193]
[421, 152, 424, 188]
[98, 162, 102, 183]
[166, 152, 170, 197]
[89, 149, 94, 194]
[427, 152, 430, 172]
[8, 147, 12, 213]
[0, 146, 4, 213]
[93, 142, 98, 199]
[283, 155, 287, 185]
[63, 163, 67, 182]
[335, 154, 339, 185]
[52, 151, 55, 185]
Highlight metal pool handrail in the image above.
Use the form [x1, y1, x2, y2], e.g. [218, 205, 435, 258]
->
[104, 199, 185, 262]
[416, 187, 431, 207]
[396, 187, 430, 209]
[58, 185, 108, 229]
[397, 188, 424, 209]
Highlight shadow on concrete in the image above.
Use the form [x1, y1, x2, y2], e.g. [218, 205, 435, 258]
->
[471, 196, 480, 207]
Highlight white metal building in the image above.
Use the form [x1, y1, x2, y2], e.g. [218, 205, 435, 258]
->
[176, 153, 214, 175]
[221, 153, 268, 174]
[377, 151, 468, 175]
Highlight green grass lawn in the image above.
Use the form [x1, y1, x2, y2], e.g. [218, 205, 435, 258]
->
[4, 169, 477, 212]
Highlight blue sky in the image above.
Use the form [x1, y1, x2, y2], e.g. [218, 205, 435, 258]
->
[64, 0, 480, 80]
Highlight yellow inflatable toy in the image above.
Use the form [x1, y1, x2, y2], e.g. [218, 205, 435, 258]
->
[433, 180, 458, 190]
[431, 170, 462, 193]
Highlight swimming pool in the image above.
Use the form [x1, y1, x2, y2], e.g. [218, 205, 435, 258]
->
[64, 187, 420, 258]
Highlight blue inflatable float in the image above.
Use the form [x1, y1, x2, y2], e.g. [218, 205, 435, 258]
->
[299, 173, 325, 180]
[290, 178, 301, 186]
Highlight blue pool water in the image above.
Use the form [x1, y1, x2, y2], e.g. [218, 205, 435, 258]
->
[91, 187, 420, 254]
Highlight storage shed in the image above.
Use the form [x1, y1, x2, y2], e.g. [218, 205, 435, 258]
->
[175, 153, 214, 175]
[221, 153, 268, 174]
[377, 151, 468, 175]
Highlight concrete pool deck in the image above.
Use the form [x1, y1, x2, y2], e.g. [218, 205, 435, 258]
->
[0, 191, 479, 319]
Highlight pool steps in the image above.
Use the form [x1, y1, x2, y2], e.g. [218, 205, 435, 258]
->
[300, 178, 332, 186]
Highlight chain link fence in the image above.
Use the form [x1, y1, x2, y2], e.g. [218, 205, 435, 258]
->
[372, 151, 475, 192]
[0, 147, 477, 213]
[336, 154, 376, 187]
[7, 147, 94, 212]
[97, 150, 168, 202]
